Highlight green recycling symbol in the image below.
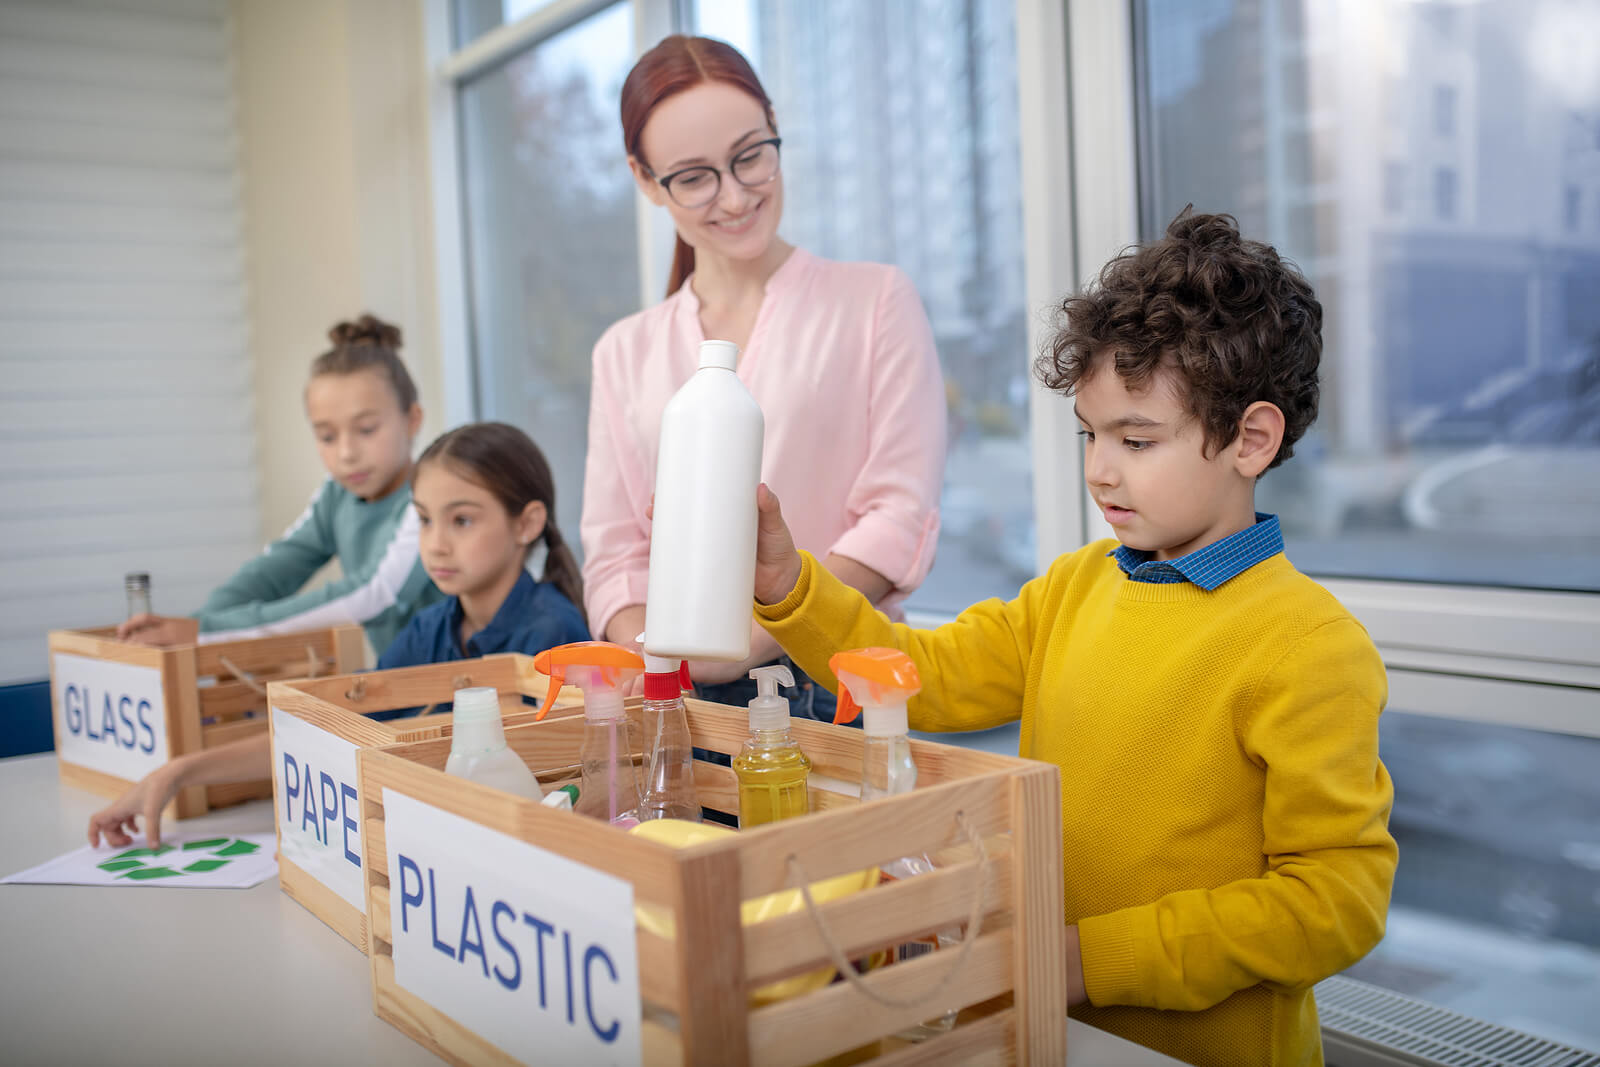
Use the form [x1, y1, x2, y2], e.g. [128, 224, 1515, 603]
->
[96, 837, 262, 881]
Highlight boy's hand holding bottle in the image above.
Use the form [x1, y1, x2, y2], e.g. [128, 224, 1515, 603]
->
[753, 483, 803, 606]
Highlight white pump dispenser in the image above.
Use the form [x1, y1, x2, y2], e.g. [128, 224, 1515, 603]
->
[747, 663, 794, 733]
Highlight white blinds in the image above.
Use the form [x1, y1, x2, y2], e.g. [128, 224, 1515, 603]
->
[0, 0, 259, 684]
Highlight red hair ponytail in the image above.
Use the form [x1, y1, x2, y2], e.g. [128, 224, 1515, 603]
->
[620, 35, 776, 297]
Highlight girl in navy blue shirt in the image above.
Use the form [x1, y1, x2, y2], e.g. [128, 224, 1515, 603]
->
[379, 422, 590, 668]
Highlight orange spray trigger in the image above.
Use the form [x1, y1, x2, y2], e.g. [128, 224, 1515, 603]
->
[833, 687, 862, 725]
[531, 641, 645, 721]
[535, 664, 566, 720]
[828, 647, 921, 729]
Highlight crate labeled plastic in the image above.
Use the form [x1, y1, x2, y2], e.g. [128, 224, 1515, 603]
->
[48, 624, 365, 818]
[265, 654, 584, 953]
[357, 697, 1066, 1066]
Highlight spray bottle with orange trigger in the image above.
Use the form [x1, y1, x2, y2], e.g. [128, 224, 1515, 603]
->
[831, 647, 960, 1039]
[534, 641, 645, 828]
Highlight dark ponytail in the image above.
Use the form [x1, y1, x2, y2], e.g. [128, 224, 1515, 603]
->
[536, 522, 586, 631]
[414, 422, 587, 628]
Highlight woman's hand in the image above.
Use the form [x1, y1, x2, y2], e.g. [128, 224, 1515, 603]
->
[753, 483, 803, 605]
[87, 760, 187, 848]
[116, 613, 199, 647]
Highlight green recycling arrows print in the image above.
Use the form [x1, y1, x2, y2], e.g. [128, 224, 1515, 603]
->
[96, 837, 262, 880]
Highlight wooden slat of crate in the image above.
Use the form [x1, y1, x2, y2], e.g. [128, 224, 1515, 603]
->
[192, 627, 359, 677]
[872, 1007, 1015, 1067]
[746, 928, 1016, 1067]
[734, 773, 1013, 899]
[742, 850, 1013, 987]
[280, 654, 529, 717]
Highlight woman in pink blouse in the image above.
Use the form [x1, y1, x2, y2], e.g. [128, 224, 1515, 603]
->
[581, 34, 947, 719]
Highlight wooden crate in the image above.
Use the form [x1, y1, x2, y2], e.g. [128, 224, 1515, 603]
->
[265, 654, 585, 953]
[357, 696, 1066, 1066]
[47, 624, 365, 818]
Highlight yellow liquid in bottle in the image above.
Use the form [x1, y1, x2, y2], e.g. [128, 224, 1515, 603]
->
[733, 739, 812, 827]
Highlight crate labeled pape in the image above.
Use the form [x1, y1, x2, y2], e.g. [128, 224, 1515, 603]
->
[48, 624, 365, 817]
[266, 653, 584, 953]
[358, 697, 1067, 1066]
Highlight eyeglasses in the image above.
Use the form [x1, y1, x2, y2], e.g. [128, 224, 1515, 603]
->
[644, 137, 783, 210]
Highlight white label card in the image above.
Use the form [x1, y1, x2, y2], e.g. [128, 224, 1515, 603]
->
[270, 706, 365, 911]
[52, 652, 170, 781]
[383, 789, 642, 1067]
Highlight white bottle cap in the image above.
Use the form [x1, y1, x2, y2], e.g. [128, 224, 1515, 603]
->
[698, 339, 739, 371]
[451, 687, 507, 753]
[748, 664, 795, 733]
[642, 651, 680, 674]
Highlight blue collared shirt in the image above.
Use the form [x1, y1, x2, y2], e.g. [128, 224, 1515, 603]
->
[1109, 513, 1284, 590]
[376, 569, 590, 669]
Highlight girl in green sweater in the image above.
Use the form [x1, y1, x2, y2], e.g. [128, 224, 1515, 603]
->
[116, 314, 439, 651]
[90, 315, 441, 847]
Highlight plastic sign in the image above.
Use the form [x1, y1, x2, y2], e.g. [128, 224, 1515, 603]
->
[52, 652, 169, 780]
[270, 707, 364, 910]
[383, 790, 642, 1066]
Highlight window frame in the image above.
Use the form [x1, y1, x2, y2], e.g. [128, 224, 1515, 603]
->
[423, 0, 1600, 740]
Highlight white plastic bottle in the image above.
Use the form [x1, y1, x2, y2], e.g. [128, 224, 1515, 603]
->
[644, 339, 765, 661]
[444, 687, 543, 801]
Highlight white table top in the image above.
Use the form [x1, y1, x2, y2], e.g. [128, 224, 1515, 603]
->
[0, 753, 1182, 1066]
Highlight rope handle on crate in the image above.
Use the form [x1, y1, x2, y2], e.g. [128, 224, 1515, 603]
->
[784, 810, 988, 1014]
[217, 646, 322, 697]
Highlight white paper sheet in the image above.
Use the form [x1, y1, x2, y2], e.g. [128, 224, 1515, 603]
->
[1, 832, 279, 889]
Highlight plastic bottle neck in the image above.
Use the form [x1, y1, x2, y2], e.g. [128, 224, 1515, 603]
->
[583, 689, 626, 722]
[861, 702, 910, 738]
[450, 687, 508, 754]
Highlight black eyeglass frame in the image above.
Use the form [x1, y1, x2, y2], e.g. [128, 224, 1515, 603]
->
[643, 136, 784, 208]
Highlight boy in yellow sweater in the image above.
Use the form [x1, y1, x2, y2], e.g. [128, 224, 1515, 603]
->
[750, 209, 1396, 1067]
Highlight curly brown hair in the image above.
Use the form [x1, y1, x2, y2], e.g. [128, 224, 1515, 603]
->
[1035, 208, 1322, 470]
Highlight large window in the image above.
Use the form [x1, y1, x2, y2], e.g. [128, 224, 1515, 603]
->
[1135, 0, 1600, 1051]
[454, 1, 641, 557]
[1136, 0, 1600, 593]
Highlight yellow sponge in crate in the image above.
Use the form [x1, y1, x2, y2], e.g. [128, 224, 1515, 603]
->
[628, 819, 880, 1004]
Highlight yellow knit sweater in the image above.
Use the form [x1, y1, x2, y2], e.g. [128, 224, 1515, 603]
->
[756, 543, 1396, 1067]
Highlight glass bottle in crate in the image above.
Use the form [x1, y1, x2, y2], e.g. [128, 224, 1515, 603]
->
[125, 572, 152, 620]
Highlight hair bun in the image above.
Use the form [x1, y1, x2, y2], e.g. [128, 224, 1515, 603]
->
[328, 313, 402, 350]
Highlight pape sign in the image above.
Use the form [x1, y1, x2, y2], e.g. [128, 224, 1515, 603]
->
[382, 790, 642, 1067]
[270, 706, 365, 911]
[52, 652, 169, 780]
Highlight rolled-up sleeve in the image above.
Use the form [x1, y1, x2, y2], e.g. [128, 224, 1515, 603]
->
[827, 268, 947, 593]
